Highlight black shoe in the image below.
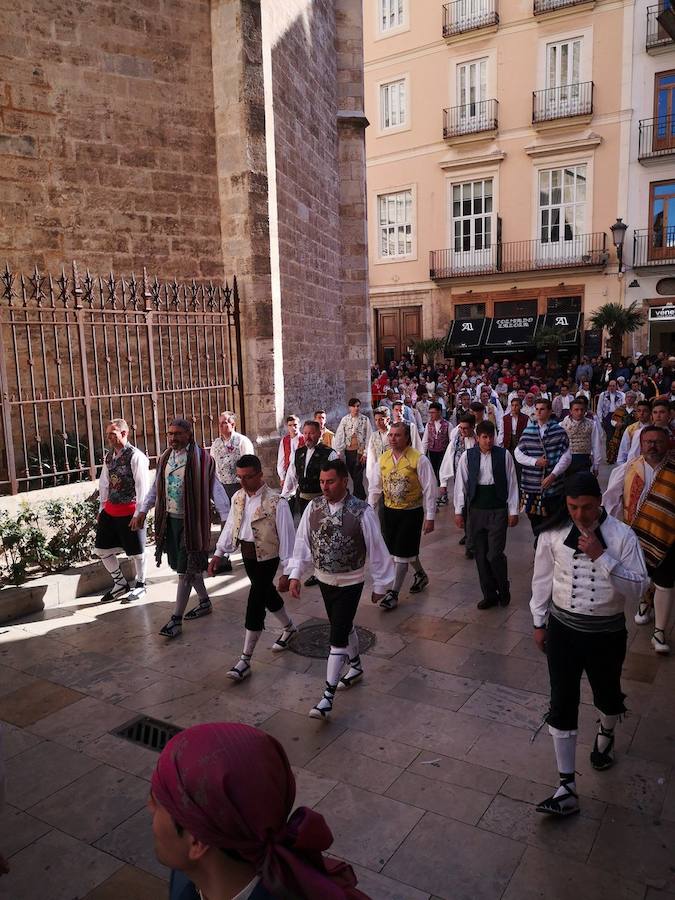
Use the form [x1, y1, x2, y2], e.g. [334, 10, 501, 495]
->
[409, 571, 429, 594]
[465, 550, 474, 560]
[499, 593, 511, 607]
[590, 727, 615, 771]
[477, 596, 499, 610]
[218, 557, 233, 573]
[304, 575, 319, 587]
[459, 535, 467, 545]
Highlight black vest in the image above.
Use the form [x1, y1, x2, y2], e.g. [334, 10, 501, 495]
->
[466, 446, 508, 508]
[295, 443, 332, 494]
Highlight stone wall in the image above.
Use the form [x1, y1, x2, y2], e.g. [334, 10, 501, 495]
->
[0, 0, 223, 279]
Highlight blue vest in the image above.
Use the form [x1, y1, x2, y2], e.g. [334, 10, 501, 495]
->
[466, 446, 508, 508]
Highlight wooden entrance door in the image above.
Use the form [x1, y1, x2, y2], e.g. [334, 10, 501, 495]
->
[376, 306, 422, 367]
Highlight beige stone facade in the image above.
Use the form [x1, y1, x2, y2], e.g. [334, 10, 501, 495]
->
[364, 0, 631, 365]
[0, 0, 371, 464]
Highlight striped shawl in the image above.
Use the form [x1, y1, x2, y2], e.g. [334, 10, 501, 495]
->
[154, 442, 215, 573]
[624, 453, 675, 568]
[518, 420, 569, 497]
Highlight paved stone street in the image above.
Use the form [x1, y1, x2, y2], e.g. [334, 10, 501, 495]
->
[0, 502, 673, 900]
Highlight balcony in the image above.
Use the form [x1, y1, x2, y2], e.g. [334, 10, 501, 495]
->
[534, 0, 594, 13]
[633, 228, 675, 269]
[532, 82, 593, 125]
[646, 4, 675, 52]
[443, 100, 498, 140]
[443, 0, 498, 39]
[429, 232, 608, 280]
[638, 116, 675, 162]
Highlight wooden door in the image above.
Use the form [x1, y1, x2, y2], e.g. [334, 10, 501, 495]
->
[653, 70, 675, 152]
[376, 306, 422, 366]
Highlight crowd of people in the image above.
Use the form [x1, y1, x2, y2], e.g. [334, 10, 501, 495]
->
[2, 349, 673, 897]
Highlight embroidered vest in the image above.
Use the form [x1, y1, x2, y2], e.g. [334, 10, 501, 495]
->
[308, 494, 367, 573]
[231, 485, 281, 562]
[466, 446, 508, 508]
[105, 444, 137, 505]
[380, 447, 423, 509]
[561, 416, 594, 454]
[426, 419, 450, 453]
[295, 443, 333, 495]
[212, 433, 243, 485]
[518, 421, 569, 497]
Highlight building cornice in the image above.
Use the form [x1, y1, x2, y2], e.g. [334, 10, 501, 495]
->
[524, 133, 603, 158]
[438, 150, 506, 171]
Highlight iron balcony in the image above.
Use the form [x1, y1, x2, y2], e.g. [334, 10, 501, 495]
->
[442, 0, 498, 38]
[443, 100, 498, 139]
[532, 81, 593, 124]
[646, 4, 675, 51]
[638, 116, 675, 162]
[534, 0, 593, 13]
[633, 228, 675, 267]
[429, 232, 608, 280]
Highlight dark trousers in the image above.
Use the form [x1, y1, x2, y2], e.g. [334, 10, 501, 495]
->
[345, 450, 366, 500]
[318, 581, 363, 647]
[546, 614, 627, 731]
[567, 454, 592, 476]
[466, 506, 509, 602]
[427, 450, 445, 484]
[241, 555, 284, 631]
[527, 494, 565, 540]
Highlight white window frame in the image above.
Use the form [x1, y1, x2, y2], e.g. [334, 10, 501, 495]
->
[538, 164, 587, 245]
[376, 0, 409, 38]
[536, 25, 592, 91]
[379, 76, 408, 133]
[450, 178, 495, 271]
[375, 186, 416, 262]
[456, 58, 488, 132]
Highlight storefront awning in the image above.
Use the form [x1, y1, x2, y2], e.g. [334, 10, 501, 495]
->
[537, 312, 581, 345]
[485, 314, 537, 348]
[445, 318, 488, 354]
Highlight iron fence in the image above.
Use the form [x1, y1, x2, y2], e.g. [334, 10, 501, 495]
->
[638, 116, 675, 161]
[647, 4, 675, 50]
[429, 232, 608, 279]
[442, 0, 498, 38]
[0, 263, 244, 495]
[443, 99, 498, 139]
[534, 0, 590, 13]
[532, 82, 593, 124]
[633, 228, 675, 267]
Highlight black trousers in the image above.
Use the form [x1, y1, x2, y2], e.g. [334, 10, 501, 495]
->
[318, 581, 363, 647]
[567, 454, 592, 476]
[345, 450, 366, 500]
[546, 614, 627, 731]
[427, 450, 445, 485]
[466, 506, 509, 602]
[242, 556, 284, 631]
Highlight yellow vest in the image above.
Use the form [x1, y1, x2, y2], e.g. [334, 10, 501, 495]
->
[380, 447, 423, 509]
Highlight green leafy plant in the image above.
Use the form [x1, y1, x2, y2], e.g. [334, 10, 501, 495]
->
[588, 302, 644, 365]
[412, 337, 446, 364]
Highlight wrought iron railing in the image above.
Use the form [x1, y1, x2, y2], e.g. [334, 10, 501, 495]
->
[534, 0, 591, 12]
[633, 228, 675, 266]
[429, 232, 608, 279]
[533, 82, 593, 123]
[442, 0, 498, 37]
[443, 100, 498, 138]
[638, 116, 675, 160]
[0, 263, 244, 495]
[647, 4, 675, 50]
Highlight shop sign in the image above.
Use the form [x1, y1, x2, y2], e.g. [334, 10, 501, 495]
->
[485, 315, 537, 346]
[649, 305, 675, 322]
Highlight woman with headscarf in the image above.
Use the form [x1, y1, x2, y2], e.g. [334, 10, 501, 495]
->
[149, 722, 370, 900]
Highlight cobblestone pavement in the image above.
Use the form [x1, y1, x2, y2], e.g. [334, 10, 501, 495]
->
[0, 497, 673, 900]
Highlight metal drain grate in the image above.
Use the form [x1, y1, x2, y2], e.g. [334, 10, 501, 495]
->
[112, 715, 182, 752]
[288, 623, 376, 659]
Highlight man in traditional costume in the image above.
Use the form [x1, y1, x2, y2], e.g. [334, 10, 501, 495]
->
[560, 397, 603, 477]
[616, 400, 652, 465]
[288, 459, 394, 719]
[276, 416, 304, 487]
[208, 455, 296, 681]
[605, 391, 637, 465]
[368, 422, 436, 610]
[439, 414, 477, 556]
[421, 402, 450, 503]
[132, 418, 230, 639]
[333, 399, 372, 500]
[95, 418, 150, 602]
[314, 410, 335, 448]
[603, 426, 675, 653]
[531, 473, 648, 817]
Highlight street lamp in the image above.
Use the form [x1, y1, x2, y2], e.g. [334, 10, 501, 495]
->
[610, 217, 628, 273]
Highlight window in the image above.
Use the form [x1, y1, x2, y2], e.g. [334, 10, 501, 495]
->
[456, 59, 487, 127]
[452, 179, 493, 253]
[546, 39, 581, 93]
[649, 180, 675, 259]
[654, 70, 675, 151]
[379, 0, 406, 33]
[494, 300, 538, 318]
[539, 165, 586, 246]
[380, 79, 407, 130]
[547, 296, 582, 313]
[455, 302, 486, 318]
[378, 190, 413, 258]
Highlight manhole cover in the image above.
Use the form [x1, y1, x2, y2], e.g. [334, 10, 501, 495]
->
[288, 623, 376, 658]
[112, 715, 182, 752]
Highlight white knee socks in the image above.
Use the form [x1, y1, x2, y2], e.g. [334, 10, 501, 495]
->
[132, 553, 146, 585]
[97, 549, 124, 582]
[326, 647, 349, 687]
[243, 629, 262, 657]
[549, 726, 577, 798]
[393, 562, 408, 593]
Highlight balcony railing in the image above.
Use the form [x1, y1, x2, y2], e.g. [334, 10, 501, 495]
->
[533, 82, 593, 123]
[647, 4, 675, 51]
[534, 0, 592, 12]
[634, 228, 675, 267]
[638, 116, 675, 160]
[443, 100, 498, 139]
[443, 0, 498, 38]
[429, 233, 608, 279]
